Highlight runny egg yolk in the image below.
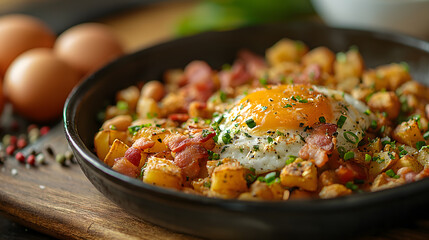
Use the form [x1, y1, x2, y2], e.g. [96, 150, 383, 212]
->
[229, 84, 333, 135]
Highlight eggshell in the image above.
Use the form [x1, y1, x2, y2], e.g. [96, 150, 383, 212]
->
[4, 48, 80, 122]
[0, 14, 55, 76]
[54, 23, 124, 77]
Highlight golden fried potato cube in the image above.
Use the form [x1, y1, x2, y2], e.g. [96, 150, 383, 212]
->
[367, 91, 400, 120]
[94, 129, 129, 160]
[289, 189, 313, 200]
[334, 49, 364, 80]
[398, 80, 429, 101]
[102, 115, 133, 131]
[417, 148, 429, 167]
[280, 160, 318, 191]
[393, 119, 425, 147]
[133, 127, 170, 153]
[302, 46, 335, 73]
[116, 85, 140, 111]
[191, 177, 211, 194]
[266, 38, 308, 65]
[143, 157, 183, 189]
[392, 155, 423, 173]
[136, 97, 161, 119]
[319, 184, 352, 199]
[319, 170, 338, 187]
[210, 163, 248, 198]
[104, 139, 129, 167]
[112, 157, 139, 178]
[369, 151, 399, 177]
[359, 138, 382, 155]
[370, 172, 405, 192]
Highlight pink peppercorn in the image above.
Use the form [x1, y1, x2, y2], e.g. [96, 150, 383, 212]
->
[9, 136, 17, 146]
[40, 126, 50, 136]
[27, 124, 38, 133]
[6, 145, 15, 155]
[26, 155, 35, 165]
[15, 152, 25, 163]
[17, 138, 27, 149]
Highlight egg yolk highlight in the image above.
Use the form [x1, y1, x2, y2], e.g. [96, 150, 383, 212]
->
[229, 84, 333, 134]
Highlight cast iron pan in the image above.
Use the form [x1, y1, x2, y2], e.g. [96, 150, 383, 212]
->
[63, 22, 429, 240]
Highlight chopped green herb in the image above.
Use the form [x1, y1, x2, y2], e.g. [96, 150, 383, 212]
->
[344, 151, 355, 160]
[370, 120, 378, 129]
[109, 125, 117, 130]
[416, 141, 426, 150]
[319, 116, 326, 123]
[276, 130, 285, 136]
[253, 145, 260, 151]
[337, 146, 346, 158]
[286, 155, 297, 165]
[365, 154, 372, 162]
[283, 104, 292, 108]
[364, 109, 371, 115]
[245, 118, 256, 128]
[207, 150, 220, 160]
[267, 137, 273, 144]
[203, 181, 211, 188]
[146, 112, 158, 119]
[424, 131, 429, 140]
[336, 52, 347, 63]
[337, 115, 347, 128]
[385, 169, 400, 179]
[246, 173, 257, 184]
[344, 131, 359, 144]
[400, 61, 410, 72]
[219, 91, 227, 102]
[345, 181, 359, 191]
[259, 77, 268, 87]
[116, 101, 128, 110]
[380, 126, 385, 133]
[222, 132, 232, 144]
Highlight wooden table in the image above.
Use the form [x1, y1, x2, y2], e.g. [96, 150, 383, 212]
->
[1, 0, 429, 239]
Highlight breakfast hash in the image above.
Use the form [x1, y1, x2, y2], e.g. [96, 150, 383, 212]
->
[94, 38, 429, 200]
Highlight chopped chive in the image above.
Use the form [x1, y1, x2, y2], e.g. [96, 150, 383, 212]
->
[344, 151, 355, 160]
[337, 115, 347, 128]
[286, 155, 297, 165]
[400, 61, 409, 72]
[337, 146, 346, 157]
[364, 109, 371, 115]
[370, 120, 377, 129]
[219, 91, 227, 102]
[423, 131, 429, 140]
[259, 77, 268, 87]
[283, 104, 292, 108]
[416, 141, 426, 150]
[267, 137, 273, 144]
[380, 125, 385, 133]
[345, 181, 359, 191]
[365, 154, 372, 162]
[385, 169, 400, 179]
[260, 106, 268, 111]
[319, 116, 326, 123]
[222, 132, 232, 144]
[344, 131, 359, 144]
[336, 52, 347, 63]
[245, 118, 256, 129]
[253, 145, 260, 151]
[116, 101, 128, 110]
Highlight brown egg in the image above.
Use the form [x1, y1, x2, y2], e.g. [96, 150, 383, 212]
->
[54, 23, 124, 77]
[4, 48, 80, 122]
[0, 14, 55, 76]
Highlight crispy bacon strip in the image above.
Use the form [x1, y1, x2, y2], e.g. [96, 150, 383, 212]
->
[164, 129, 216, 153]
[299, 123, 337, 167]
[238, 49, 267, 78]
[131, 138, 155, 151]
[181, 61, 215, 104]
[219, 60, 251, 90]
[174, 145, 208, 179]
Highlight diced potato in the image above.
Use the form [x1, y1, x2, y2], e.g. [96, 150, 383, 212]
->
[102, 115, 133, 131]
[302, 46, 335, 73]
[417, 148, 429, 167]
[143, 157, 183, 189]
[238, 181, 274, 201]
[334, 49, 364, 81]
[362, 70, 388, 91]
[266, 38, 308, 65]
[141, 80, 165, 102]
[392, 155, 423, 173]
[136, 97, 161, 119]
[370, 172, 405, 192]
[351, 87, 373, 102]
[206, 158, 240, 176]
[210, 162, 248, 198]
[161, 92, 186, 115]
[104, 139, 129, 167]
[192, 177, 211, 194]
[367, 91, 400, 120]
[133, 127, 171, 153]
[359, 138, 382, 155]
[188, 101, 212, 119]
[94, 130, 110, 160]
[289, 189, 313, 200]
[319, 184, 352, 199]
[112, 157, 139, 178]
[397, 81, 429, 101]
[369, 151, 399, 177]
[319, 170, 338, 187]
[393, 119, 425, 147]
[116, 85, 140, 111]
[280, 160, 318, 191]
[335, 77, 359, 93]
[94, 129, 129, 160]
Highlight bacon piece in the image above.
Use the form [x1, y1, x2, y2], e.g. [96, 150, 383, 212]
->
[335, 162, 367, 183]
[131, 138, 155, 151]
[164, 129, 216, 153]
[168, 113, 189, 122]
[174, 145, 208, 179]
[238, 49, 267, 78]
[219, 60, 251, 90]
[181, 61, 215, 104]
[112, 157, 139, 178]
[299, 123, 337, 167]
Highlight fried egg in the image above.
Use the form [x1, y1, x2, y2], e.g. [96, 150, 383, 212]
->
[214, 84, 372, 174]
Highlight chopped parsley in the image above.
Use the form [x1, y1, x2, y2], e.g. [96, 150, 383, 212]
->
[267, 137, 274, 144]
[364, 154, 372, 162]
[116, 101, 128, 110]
[208, 150, 220, 160]
[219, 91, 227, 102]
[222, 132, 232, 144]
[286, 155, 297, 165]
[319, 116, 326, 123]
[337, 115, 347, 128]
[385, 169, 400, 179]
[343, 151, 355, 160]
[416, 141, 426, 150]
[245, 118, 256, 129]
[253, 145, 260, 151]
[283, 104, 292, 108]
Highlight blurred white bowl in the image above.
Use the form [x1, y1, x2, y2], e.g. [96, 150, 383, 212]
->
[312, 0, 429, 40]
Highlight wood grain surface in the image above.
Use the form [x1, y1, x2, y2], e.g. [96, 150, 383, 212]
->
[1, 0, 429, 239]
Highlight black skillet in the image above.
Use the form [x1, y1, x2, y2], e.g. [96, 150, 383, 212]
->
[63, 22, 429, 240]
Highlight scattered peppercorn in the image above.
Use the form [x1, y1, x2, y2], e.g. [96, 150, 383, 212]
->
[6, 145, 16, 155]
[45, 146, 54, 156]
[56, 154, 66, 165]
[35, 153, 46, 165]
[26, 154, 35, 166]
[17, 138, 27, 149]
[39, 126, 50, 136]
[15, 152, 25, 163]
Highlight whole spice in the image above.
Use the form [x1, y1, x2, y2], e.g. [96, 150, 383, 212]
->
[26, 154, 35, 165]
[15, 152, 25, 163]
